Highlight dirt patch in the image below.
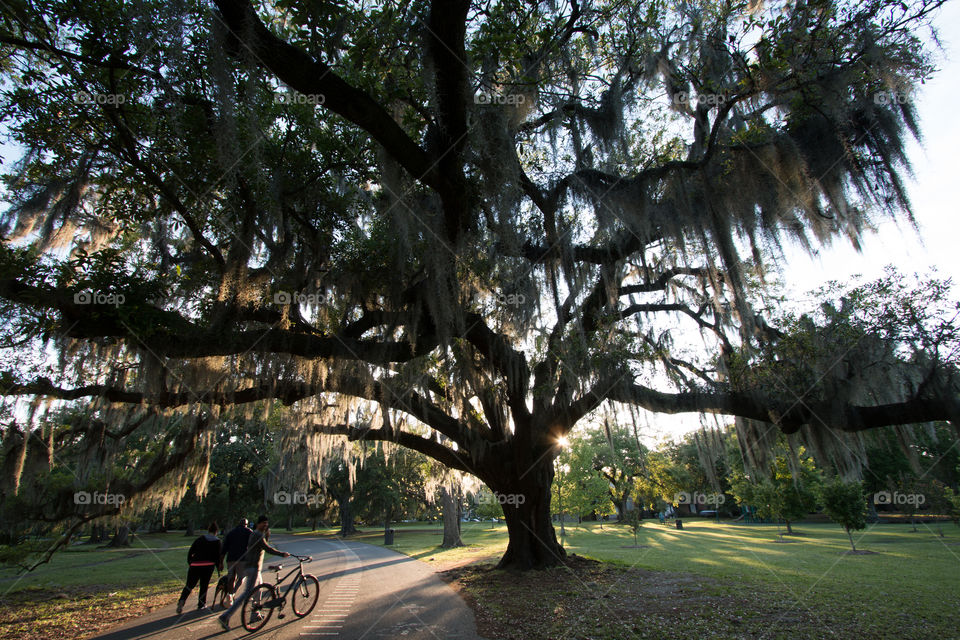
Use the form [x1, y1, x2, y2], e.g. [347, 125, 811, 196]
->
[443, 555, 885, 640]
[0, 585, 176, 640]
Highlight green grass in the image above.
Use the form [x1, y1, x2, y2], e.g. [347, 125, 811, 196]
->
[361, 518, 960, 636]
[0, 532, 191, 594]
[0, 526, 329, 594]
[560, 519, 960, 627]
[3, 520, 959, 638]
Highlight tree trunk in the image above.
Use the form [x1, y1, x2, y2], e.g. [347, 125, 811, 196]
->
[184, 519, 194, 536]
[88, 524, 105, 544]
[846, 528, 857, 552]
[337, 492, 358, 536]
[613, 500, 624, 521]
[105, 525, 131, 547]
[440, 485, 463, 548]
[785, 520, 794, 535]
[287, 513, 293, 532]
[495, 462, 565, 570]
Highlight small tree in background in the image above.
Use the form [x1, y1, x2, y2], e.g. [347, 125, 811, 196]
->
[818, 478, 868, 552]
[944, 487, 960, 527]
[729, 447, 820, 535]
[622, 507, 644, 548]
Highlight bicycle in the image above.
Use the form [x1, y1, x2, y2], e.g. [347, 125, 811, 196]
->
[241, 555, 320, 631]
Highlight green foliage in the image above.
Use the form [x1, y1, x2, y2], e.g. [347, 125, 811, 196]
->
[818, 478, 868, 545]
[729, 441, 821, 531]
[0, 539, 54, 568]
[473, 488, 504, 521]
[554, 454, 614, 521]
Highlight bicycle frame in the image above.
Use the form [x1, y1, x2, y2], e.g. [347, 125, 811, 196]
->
[258, 556, 312, 611]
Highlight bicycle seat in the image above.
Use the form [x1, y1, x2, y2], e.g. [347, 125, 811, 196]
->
[268, 563, 283, 571]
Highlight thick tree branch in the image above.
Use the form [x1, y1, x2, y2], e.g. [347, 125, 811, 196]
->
[604, 380, 959, 433]
[211, 0, 453, 197]
[311, 423, 472, 474]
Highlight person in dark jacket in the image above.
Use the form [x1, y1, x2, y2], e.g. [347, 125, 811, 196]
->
[218, 515, 289, 630]
[177, 522, 223, 614]
[219, 518, 253, 604]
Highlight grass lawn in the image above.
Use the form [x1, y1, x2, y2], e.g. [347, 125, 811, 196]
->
[360, 519, 960, 639]
[1, 520, 958, 639]
[0, 531, 196, 640]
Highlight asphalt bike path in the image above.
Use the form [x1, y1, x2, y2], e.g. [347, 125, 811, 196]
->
[90, 535, 485, 640]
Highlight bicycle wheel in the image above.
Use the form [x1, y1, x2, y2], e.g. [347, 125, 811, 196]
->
[242, 584, 277, 632]
[292, 574, 321, 617]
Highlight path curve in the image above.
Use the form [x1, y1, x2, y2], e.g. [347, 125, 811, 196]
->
[89, 536, 486, 640]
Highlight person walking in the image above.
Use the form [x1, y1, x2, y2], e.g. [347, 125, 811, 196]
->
[220, 517, 253, 605]
[177, 522, 223, 614]
[218, 515, 289, 631]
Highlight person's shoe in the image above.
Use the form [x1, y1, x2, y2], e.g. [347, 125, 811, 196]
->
[176, 600, 184, 614]
[218, 616, 230, 631]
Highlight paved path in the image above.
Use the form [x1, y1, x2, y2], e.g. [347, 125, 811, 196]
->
[91, 536, 484, 640]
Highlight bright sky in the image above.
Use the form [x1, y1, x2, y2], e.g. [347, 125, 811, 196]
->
[783, 2, 960, 297]
[640, 2, 960, 444]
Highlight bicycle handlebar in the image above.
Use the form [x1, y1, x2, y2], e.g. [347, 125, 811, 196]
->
[294, 555, 313, 562]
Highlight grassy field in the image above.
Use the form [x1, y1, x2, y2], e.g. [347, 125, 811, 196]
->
[352, 518, 960, 638]
[1, 519, 959, 639]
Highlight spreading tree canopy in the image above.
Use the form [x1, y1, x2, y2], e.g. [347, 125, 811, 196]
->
[0, 0, 955, 569]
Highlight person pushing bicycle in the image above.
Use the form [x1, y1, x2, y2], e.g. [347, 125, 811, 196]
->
[218, 515, 289, 631]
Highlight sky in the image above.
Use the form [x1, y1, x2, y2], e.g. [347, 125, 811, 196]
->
[781, 1, 960, 298]
[641, 1, 960, 444]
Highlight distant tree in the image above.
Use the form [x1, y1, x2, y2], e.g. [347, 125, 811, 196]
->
[472, 487, 504, 522]
[578, 423, 647, 520]
[438, 478, 463, 549]
[557, 433, 616, 524]
[944, 487, 960, 527]
[622, 507, 644, 548]
[818, 478, 868, 552]
[636, 451, 692, 512]
[730, 446, 820, 534]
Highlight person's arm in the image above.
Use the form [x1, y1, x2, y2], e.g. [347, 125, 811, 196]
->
[216, 540, 224, 571]
[262, 538, 289, 557]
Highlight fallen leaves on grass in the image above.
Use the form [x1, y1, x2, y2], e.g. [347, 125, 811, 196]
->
[445, 554, 919, 640]
[0, 584, 177, 640]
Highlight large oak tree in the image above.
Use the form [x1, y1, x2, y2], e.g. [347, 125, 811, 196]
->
[0, 0, 955, 569]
